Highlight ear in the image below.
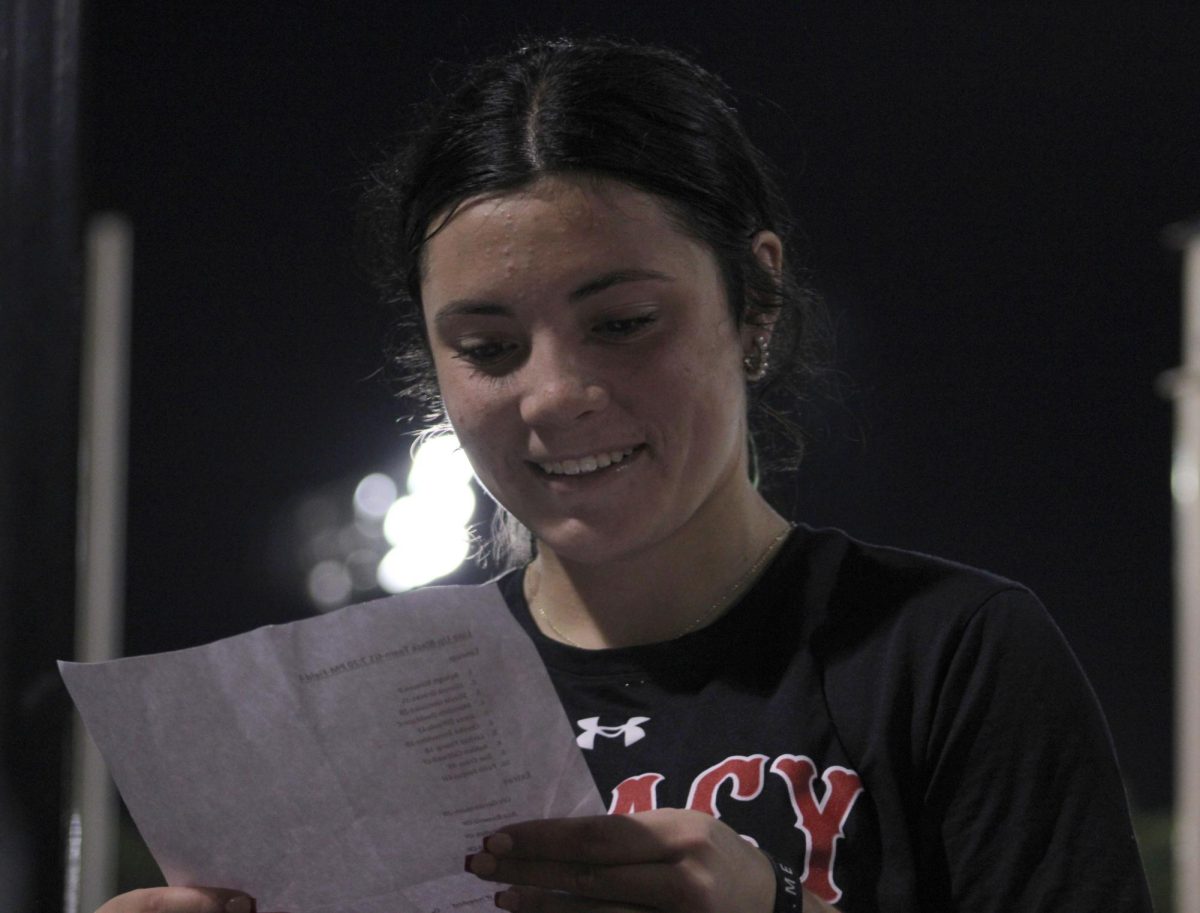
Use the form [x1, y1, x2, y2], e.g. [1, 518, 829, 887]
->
[751, 229, 783, 277]
[741, 230, 784, 350]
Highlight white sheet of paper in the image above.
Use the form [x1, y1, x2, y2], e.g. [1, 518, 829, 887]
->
[60, 584, 605, 913]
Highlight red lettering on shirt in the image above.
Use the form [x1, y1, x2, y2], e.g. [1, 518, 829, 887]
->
[608, 772, 664, 814]
[769, 755, 863, 903]
[685, 754, 769, 818]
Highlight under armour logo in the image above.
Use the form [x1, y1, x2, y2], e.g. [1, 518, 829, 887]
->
[575, 716, 650, 750]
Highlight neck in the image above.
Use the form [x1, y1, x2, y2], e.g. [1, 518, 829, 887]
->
[525, 491, 791, 649]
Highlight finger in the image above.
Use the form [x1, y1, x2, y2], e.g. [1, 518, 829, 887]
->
[801, 889, 844, 913]
[478, 856, 682, 908]
[494, 886, 653, 913]
[486, 810, 690, 865]
[97, 886, 257, 913]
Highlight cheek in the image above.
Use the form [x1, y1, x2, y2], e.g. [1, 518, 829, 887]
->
[431, 373, 481, 450]
[671, 326, 745, 398]
[682, 340, 749, 440]
[442, 397, 488, 448]
[436, 381, 511, 480]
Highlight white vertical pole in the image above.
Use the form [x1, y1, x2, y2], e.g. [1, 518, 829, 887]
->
[68, 214, 132, 913]
[1173, 231, 1200, 913]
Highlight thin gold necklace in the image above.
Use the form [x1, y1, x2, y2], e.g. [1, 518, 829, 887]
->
[530, 524, 793, 648]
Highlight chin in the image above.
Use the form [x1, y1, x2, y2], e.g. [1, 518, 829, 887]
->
[529, 514, 669, 567]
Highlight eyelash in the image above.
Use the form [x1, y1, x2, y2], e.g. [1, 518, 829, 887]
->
[453, 341, 517, 367]
[594, 314, 657, 338]
[449, 313, 658, 371]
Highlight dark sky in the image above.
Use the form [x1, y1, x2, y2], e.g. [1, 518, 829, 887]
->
[85, 2, 1199, 810]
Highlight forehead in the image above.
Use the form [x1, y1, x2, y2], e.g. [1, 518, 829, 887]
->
[420, 176, 714, 301]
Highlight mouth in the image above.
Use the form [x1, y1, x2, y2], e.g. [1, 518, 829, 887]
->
[532, 445, 645, 477]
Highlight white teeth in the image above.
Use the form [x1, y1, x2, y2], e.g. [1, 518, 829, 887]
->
[539, 448, 636, 476]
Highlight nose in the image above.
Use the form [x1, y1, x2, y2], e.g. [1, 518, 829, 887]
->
[518, 341, 609, 428]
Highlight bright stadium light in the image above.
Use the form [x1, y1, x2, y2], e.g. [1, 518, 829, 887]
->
[408, 432, 476, 493]
[376, 529, 471, 593]
[382, 486, 476, 546]
[374, 432, 478, 592]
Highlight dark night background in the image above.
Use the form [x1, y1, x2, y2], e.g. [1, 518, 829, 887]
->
[76, 0, 1192, 865]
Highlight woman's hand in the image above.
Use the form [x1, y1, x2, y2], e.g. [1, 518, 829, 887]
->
[95, 887, 256, 913]
[465, 808, 776, 913]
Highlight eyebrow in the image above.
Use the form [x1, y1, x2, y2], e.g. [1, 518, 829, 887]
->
[433, 302, 508, 322]
[568, 268, 675, 301]
[433, 268, 675, 323]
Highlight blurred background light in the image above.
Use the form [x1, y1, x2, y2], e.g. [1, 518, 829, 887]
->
[353, 472, 398, 521]
[306, 559, 353, 609]
[290, 432, 482, 609]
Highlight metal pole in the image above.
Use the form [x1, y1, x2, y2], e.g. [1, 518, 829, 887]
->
[1168, 225, 1200, 913]
[1, 0, 82, 906]
[67, 214, 133, 913]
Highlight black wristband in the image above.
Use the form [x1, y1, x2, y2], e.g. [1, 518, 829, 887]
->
[763, 849, 804, 913]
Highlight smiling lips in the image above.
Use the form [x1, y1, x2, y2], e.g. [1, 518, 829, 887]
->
[535, 446, 640, 476]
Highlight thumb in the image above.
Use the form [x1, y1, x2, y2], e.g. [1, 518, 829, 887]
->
[97, 886, 257, 913]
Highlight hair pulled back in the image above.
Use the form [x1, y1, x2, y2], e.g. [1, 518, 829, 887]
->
[360, 36, 830, 500]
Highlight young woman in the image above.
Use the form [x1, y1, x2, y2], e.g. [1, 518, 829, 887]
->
[99, 38, 1151, 913]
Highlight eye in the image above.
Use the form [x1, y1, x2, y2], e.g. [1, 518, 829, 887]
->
[452, 339, 520, 368]
[594, 313, 657, 340]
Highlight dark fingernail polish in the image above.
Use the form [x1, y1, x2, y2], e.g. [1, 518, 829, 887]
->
[465, 854, 475, 873]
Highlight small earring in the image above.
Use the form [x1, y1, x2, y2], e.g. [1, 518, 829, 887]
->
[743, 335, 770, 381]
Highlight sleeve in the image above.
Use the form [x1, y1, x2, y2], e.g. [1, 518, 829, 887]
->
[919, 588, 1153, 912]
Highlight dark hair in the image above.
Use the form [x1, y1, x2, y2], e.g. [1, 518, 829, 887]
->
[360, 37, 831, 556]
